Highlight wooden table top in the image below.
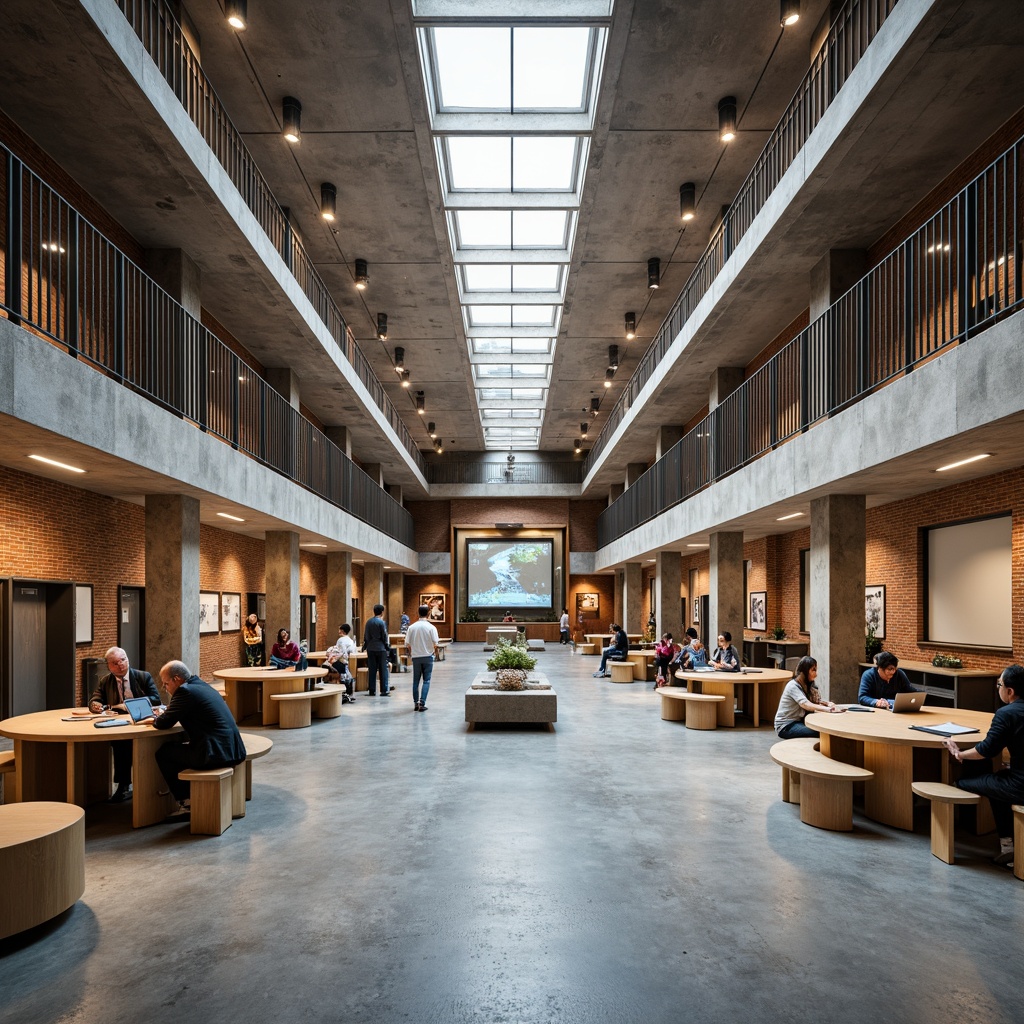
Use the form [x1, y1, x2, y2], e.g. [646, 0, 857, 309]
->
[0, 708, 181, 743]
[0, 802, 85, 848]
[212, 666, 328, 682]
[806, 705, 994, 747]
[674, 668, 792, 685]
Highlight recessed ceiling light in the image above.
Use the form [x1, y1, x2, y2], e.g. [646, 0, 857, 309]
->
[28, 454, 85, 473]
[647, 558, 656, 562]
[217, 512, 245, 522]
[302, 543, 327, 548]
[686, 543, 708, 548]
[936, 454, 991, 472]
[776, 512, 804, 521]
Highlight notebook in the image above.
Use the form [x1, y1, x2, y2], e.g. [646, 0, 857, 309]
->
[124, 696, 157, 723]
[892, 691, 927, 713]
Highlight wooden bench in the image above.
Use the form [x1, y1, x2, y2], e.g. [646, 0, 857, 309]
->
[659, 689, 725, 729]
[269, 683, 345, 729]
[770, 740, 874, 831]
[179, 767, 234, 836]
[355, 666, 369, 692]
[436, 640, 452, 661]
[910, 781, 981, 864]
[576, 643, 596, 655]
[0, 750, 16, 804]
[234, 732, 274, 819]
[1014, 806, 1024, 881]
[609, 661, 635, 683]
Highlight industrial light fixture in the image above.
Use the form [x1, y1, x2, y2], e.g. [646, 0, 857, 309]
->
[624, 312, 636, 340]
[776, 511, 805, 521]
[580, 422, 589, 436]
[608, 345, 619, 370]
[719, 96, 737, 142]
[428, 421, 437, 439]
[590, 397, 601, 417]
[679, 181, 696, 222]
[376, 312, 388, 341]
[282, 97, 301, 143]
[936, 453, 991, 472]
[603, 368, 614, 388]
[434, 438, 444, 454]
[400, 370, 411, 388]
[686, 543, 708, 548]
[394, 346, 405, 372]
[320, 182, 337, 222]
[574, 439, 583, 455]
[225, 0, 247, 30]
[28, 454, 85, 474]
[415, 391, 425, 414]
[780, 0, 800, 26]
[217, 512, 245, 522]
[647, 257, 660, 289]
[354, 258, 369, 290]
[301, 543, 327, 548]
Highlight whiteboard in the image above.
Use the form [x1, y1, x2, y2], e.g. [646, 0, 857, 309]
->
[75, 584, 93, 644]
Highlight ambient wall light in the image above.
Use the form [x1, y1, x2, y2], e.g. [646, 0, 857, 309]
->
[415, 391, 425, 414]
[354, 258, 369, 290]
[282, 97, 301, 143]
[28, 454, 85, 474]
[719, 96, 737, 142]
[624, 312, 636, 340]
[608, 345, 619, 371]
[376, 312, 388, 341]
[428, 421, 437, 439]
[647, 257, 660, 289]
[394, 346, 405, 372]
[780, 0, 800, 26]
[320, 182, 337, 222]
[217, 512, 245, 522]
[679, 181, 696, 222]
[936, 453, 991, 472]
[225, 0, 247, 30]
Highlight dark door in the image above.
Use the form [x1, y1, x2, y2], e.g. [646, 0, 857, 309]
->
[300, 595, 317, 651]
[12, 584, 47, 715]
[698, 595, 710, 649]
[119, 586, 144, 668]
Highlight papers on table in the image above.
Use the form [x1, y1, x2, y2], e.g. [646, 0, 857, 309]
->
[909, 721, 980, 737]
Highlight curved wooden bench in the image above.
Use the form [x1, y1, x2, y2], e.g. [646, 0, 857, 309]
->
[910, 782, 981, 864]
[609, 662, 635, 683]
[179, 767, 234, 836]
[659, 689, 725, 729]
[0, 802, 85, 939]
[576, 643, 596, 655]
[770, 740, 874, 831]
[234, 732, 274, 818]
[269, 683, 345, 729]
[0, 750, 16, 804]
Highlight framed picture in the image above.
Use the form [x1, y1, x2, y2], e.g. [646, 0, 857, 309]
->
[221, 592, 241, 632]
[693, 597, 700, 623]
[649, 578, 656, 616]
[749, 591, 767, 631]
[865, 584, 886, 639]
[576, 592, 599, 619]
[257, 593, 267, 622]
[75, 584, 93, 644]
[421, 593, 445, 623]
[199, 591, 220, 634]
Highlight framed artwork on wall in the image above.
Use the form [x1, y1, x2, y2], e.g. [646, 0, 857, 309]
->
[749, 591, 767, 631]
[576, 592, 599, 619]
[692, 597, 700, 623]
[865, 585, 885, 639]
[421, 593, 445, 623]
[221, 592, 241, 632]
[75, 584, 93, 644]
[649, 579, 656, 616]
[199, 591, 220, 634]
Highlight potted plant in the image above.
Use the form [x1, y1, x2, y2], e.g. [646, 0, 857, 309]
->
[486, 637, 537, 690]
[770, 624, 787, 641]
[865, 625, 882, 661]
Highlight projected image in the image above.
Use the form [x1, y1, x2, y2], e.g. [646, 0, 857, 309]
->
[468, 540, 553, 608]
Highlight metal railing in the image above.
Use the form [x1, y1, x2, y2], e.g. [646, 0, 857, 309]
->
[1, 145, 415, 548]
[113, 0, 427, 476]
[597, 133, 1024, 548]
[428, 461, 584, 486]
[585, 0, 900, 472]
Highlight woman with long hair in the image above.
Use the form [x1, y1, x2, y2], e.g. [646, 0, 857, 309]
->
[773, 656, 844, 738]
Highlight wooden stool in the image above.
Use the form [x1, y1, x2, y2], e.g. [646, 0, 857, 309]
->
[769, 741, 874, 831]
[0, 750, 16, 805]
[609, 662, 635, 683]
[659, 690, 725, 729]
[355, 667, 369, 692]
[179, 767, 234, 836]
[233, 733, 274, 818]
[1013, 805, 1024, 881]
[576, 643, 596, 655]
[911, 782, 981, 864]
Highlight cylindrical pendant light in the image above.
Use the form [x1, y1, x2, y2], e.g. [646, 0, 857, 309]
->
[647, 257, 660, 289]
[226, 0, 247, 30]
[320, 182, 337, 221]
[719, 96, 737, 142]
[282, 97, 301, 143]
[781, 0, 800, 27]
[376, 312, 388, 341]
[354, 258, 369, 290]
[679, 181, 696, 222]
[624, 312, 636, 340]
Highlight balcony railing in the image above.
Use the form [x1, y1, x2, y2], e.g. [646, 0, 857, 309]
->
[1, 144, 415, 549]
[428, 461, 584, 486]
[585, 0, 899, 473]
[113, 0, 427, 476]
[597, 133, 1024, 548]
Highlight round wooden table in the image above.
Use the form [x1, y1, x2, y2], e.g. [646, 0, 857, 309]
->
[212, 666, 327, 725]
[807, 705, 994, 830]
[673, 668, 792, 727]
[0, 709, 182, 827]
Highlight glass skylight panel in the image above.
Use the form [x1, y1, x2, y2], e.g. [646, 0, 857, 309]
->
[512, 265, 562, 292]
[466, 305, 514, 327]
[513, 210, 570, 248]
[512, 305, 557, 326]
[512, 138, 580, 191]
[513, 338, 553, 354]
[446, 137, 511, 191]
[470, 338, 513, 354]
[454, 210, 511, 248]
[461, 265, 563, 294]
[462, 265, 513, 291]
[513, 28, 592, 110]
[432, 28, 510, 110]
[475, 364, 515, 379]
[481, 408, 541, 420]
[477, 388, 544, 402]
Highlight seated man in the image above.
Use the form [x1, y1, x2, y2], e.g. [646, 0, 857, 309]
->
[325, 623, 358, 702]
[88, 646, 160, 802]
[858, 651, 917, 708]
[946, 664, 1024, 866]
[152, 660, 247, 817]
[709, 631, 741, 672]
[593, 623, 629, 677]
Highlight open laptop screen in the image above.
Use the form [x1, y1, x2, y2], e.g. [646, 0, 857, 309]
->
[124, 696, 156, 723]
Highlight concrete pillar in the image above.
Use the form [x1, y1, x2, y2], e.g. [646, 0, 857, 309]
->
[145, 494, 200, 685]
[708, 367, 744, 412]
[362, 464, 385, 488]
[810, 494, 865, 702]
[622, 562, 643, 635]
[625, 462, 646, 488]
[386, 484, 403, 506]
[325, 426, 352, 460]
[656, 425, 684, 460]
[265, 368, 301, 411]
[655, 550, 682, 641]
[709, 531, 744, 649]
[144, 249, 201, 319]
[326, 550, 353, 634]
[387, 571, 405, 627]
[810, 249, 867, 321]
[608, 483, 624, 504]
[265, 531, 300, 642]
[363, 562, 385, 617]
[613, 570, 624, 627]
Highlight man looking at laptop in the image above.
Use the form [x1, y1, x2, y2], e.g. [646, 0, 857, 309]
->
[858, 651, 918, 709]
[88, 646, 160, 802]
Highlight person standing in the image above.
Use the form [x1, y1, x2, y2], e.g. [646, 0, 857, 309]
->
[363, 603, 390, 696]
[242, 613, 264, 667]
[406, 604, 440, 711]
[559, 607, 570, 645]
[88, 646, 160, 802]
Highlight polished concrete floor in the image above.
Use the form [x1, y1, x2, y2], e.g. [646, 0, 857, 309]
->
[2, 644, 1023, 1024]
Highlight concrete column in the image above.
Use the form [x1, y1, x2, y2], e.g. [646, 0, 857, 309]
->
[622, 562, 643, 635]
[625, 462, 646, 488]
[810, 494, 865, 702]
[362, 464, 385, 488]
[144, 249, 201, 319]
[708, 367, 744, 412]
[363, 562, 385, 616]
[265, 531, 300, 642]
[386, 484, 403, 506]
[613, 570, 624, 627]
[326, 550, 353, 634]
[655, 550, 682, 641]
[656, 425, 685, 460]
[387, 571, 405, 627]
[265, 368, 301, 411]
[810, 249, 867, 321]
[608, 483, 624, 504]
[145, 494, 200, 685]
[325, 426, 352, 460]
[709, 531, 744, 648]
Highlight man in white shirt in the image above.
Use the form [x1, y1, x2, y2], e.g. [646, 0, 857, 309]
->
[405, 604, 440, 712]
[325, 623, 359, 703]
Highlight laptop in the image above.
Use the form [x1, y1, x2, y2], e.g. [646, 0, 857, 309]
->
[892, 691, 927, 713]
[124, 696, 157, 724]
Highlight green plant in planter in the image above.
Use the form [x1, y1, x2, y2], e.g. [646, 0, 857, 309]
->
[865, 625, 883, 660]
[461, 609, 480, 622]
[486, 637, 537, 672]
[771, 624, 787, 641]
[932, 653, 964, 669]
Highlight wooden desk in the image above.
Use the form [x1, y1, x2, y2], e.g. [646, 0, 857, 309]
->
[212, 667, 328, 725]
[0, 710, 183, 827]
[584, 633, 613, 648]
[674, 668, 791, 727]
[628, 649, 658, 681]
[807, 706, 994, 830]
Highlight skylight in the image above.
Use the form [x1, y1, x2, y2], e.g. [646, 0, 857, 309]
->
[442, 137, 583, 193]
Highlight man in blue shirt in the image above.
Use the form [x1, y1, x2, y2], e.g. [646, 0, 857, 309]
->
[858, 651, 918, 708]
[593, 623, 629, 677]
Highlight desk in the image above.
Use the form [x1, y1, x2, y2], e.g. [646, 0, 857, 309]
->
[584, 633, 613, 649]
[628, 649, 658, 681]
[807, 706, 994, 830]
[0, 710, 182, 827]
[674, 668, 791, 727]
[212, 667, 328, 725]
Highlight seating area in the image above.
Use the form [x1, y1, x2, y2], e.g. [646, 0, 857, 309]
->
[269, 683, 345, 729]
